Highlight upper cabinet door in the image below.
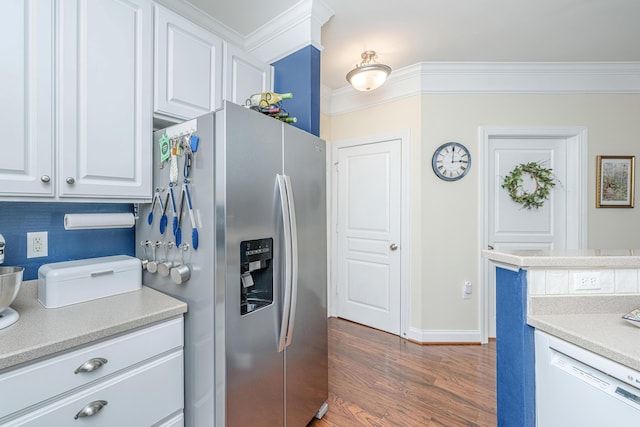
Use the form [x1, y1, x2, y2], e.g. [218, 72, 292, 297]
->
[154, 5, 223, 121]
[0, 1, 54, 197]
[224, 43, 273, 107]
[57, 0, 153, 200]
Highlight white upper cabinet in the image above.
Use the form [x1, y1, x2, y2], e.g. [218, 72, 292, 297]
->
[0, 1, 54, 197]
[154, 5, 223, 121]
[57, 0, 153, 200]
[1, 0, 272, 202]
[224, 43, 273, 107]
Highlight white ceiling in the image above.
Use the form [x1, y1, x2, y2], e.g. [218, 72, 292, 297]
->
[187, 0, 640, 90]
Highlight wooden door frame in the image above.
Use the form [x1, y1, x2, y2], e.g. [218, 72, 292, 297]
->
[479, 126, 588, 343]
[329, 130, 411, 338]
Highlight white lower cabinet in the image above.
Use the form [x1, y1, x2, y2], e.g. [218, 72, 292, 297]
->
[0, 318, 184, 426]
[7, 352, 183, 426]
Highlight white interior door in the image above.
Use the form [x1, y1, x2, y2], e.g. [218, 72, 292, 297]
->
[336, 139, 401, 335]
[483, 128, 587, 339]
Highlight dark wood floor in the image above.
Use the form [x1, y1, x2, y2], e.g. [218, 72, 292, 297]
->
[308, 318, 497, 427]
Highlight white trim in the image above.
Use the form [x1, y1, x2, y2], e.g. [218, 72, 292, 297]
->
[246, 0, 334, 64]
[330, 130, 411, 339]
[488, 261, 521, 273]
[153, 0, 244, 46]
[478, 126, 588, 343]
[328, 62, 640, 115]
[154, 0, 334, 67]
[406, 327, 482, 344]
[320, 84, 333, 116]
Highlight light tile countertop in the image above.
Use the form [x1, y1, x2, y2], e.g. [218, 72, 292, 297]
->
[0, 280, 187, 371]
[528, 295, 640, 371]
[483, 249, 640, 371]
[482, 248, 640, 269]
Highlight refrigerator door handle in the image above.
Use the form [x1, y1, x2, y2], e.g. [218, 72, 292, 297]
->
[277, 174, 293, 353]
[284, 175, 298, 347]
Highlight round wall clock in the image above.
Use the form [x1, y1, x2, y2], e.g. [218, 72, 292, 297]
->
[432, 142, 471, 181]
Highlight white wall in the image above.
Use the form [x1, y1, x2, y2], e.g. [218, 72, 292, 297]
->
[323, 92, 640, 338]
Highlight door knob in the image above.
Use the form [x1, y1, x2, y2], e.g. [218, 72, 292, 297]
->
[390, 243, 398, 251]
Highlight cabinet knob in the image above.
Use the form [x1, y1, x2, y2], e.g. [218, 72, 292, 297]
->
[40, 175, 51, 183]
[66, 177, 75, 184]
[390, 243, 398, 251]
[74, 357, 108, 374]
[74, 400, 108, 419]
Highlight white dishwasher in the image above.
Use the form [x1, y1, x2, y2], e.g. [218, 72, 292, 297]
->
[534, 330, 640, 426]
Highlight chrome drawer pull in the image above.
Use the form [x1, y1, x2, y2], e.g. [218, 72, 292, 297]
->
[74, 357, 108, 374]
[74, 400, 108, 419]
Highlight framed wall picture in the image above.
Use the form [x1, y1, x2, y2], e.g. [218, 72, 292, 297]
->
[596, 155, 635, 208]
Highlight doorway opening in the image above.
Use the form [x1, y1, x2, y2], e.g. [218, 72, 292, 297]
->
[329, 131, 411, 338]
[480, 127, 588, 342]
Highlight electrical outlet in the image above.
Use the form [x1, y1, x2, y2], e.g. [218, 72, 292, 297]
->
[463, 281, 472, 299]
[27, 231, 48, 258]
[573, 271, 601, 291]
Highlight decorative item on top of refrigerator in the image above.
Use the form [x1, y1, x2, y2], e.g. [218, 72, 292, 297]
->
[245, 91, 297, 123]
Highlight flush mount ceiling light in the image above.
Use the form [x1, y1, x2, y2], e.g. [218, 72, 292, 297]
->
[346, 50, 392, 91]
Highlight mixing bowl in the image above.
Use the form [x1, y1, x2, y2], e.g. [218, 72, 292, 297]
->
[0, 266, 23, 313]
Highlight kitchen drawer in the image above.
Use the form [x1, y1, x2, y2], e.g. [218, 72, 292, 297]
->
[3, 350, 183, 426]
[156, 412, 185, 427]
[0, 317, 183, 419]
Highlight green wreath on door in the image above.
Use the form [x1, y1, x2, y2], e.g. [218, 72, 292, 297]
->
[501, 162, 556, 210]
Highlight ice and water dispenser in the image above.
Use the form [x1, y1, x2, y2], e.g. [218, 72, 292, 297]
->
[240, 238, 273, 315]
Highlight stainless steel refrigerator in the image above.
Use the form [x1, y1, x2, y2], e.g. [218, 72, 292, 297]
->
[136, 101, 328, 427]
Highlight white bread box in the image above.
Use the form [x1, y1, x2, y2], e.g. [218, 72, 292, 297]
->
[38, 255, 142, 308]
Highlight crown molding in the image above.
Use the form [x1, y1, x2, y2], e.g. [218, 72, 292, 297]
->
[327, 62, 640, 116]
[154, 0, 334, 64]
[245, 0, 334, 64]
[153, 0, 244, 46]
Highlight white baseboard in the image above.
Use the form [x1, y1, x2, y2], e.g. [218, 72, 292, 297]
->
[406, 326, 482, 344]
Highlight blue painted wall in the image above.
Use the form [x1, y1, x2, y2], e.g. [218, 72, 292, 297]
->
[0, 202, 135, 280]
[273, 45, 321, 137]
[495, 267, 536, 427]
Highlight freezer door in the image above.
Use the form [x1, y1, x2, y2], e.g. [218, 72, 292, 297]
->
[283, 125, 329, 425]
[223, 102, 285, 426]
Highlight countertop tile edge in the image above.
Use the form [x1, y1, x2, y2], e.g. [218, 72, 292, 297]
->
[528, 314, 640, 371]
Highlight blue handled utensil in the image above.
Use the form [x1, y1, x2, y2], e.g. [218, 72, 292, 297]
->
[169, 183, 179, 236]
[183, 181, 198, 250]
[175, 189, 185, 246]
[159, 192, 170, 234]
[148, 189, 162, 225]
